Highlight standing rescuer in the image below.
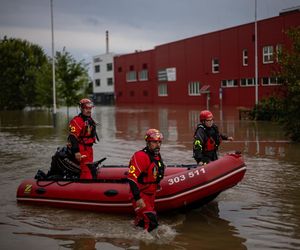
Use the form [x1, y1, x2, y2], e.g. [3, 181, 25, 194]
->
[193, 110, 233, 164]
[68, 98, 98, 179]
[127, 128, 165, 232]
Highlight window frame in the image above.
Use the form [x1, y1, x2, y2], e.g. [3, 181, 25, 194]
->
[242, 49, 248, 66]
[94, 65, 100, 73]
[107, 77, 113, 86]
[240, 78, 256, 87]
[106, 63, 113, 71]
[158, 83, 168, 96]
[95, 79, 100, 87]
[212, 58, 219, 73]
[188, 81, 200, 96]
[263, 45, 274, 64]
[261, 76, 283, 86]
[275, 44, 282, 62]
[126, 71, 137, 82]
[221, 79, 238, 87]
[139, 69, 148, 81]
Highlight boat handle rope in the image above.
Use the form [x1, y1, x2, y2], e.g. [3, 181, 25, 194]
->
[36, 180, 74, 187]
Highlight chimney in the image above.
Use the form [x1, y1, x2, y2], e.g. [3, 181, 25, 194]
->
[106, 30, 109, 54]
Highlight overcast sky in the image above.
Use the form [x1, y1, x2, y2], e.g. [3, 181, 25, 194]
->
[1, 0, 300, 63]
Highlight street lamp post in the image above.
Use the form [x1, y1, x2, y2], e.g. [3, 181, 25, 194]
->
[50, 0, 57, 126]
[255, 0, 259, 105]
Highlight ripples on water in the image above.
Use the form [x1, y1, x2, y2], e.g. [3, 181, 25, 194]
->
[1, 106, 300, 249]
[227, 156, 300, 250]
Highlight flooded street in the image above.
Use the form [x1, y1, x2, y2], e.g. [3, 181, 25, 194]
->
[1, 104, 300, 250]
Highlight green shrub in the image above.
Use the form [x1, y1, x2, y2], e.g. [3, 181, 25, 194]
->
[250, 96, 284, 121]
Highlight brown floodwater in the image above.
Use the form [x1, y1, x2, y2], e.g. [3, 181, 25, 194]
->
[0, 104, 300, 250]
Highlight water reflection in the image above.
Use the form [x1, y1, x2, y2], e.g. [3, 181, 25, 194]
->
[113, 104, 297, 163]
[12, 203, 246, 250]
[1, 105, 300, 250]
[172, 202, 247, 250]
[1, 105, 296, 162]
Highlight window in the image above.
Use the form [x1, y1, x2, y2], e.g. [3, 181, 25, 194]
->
[212, 58, 219, 73]
[240, 78, 256, 86]
[157, 69, 168, 81]
[221, 79, 238, 87]
[107, 63, 113, 71]
[139, 69, 148, 81]
[276, 44, 282, 62]
[158, 84, 168, 96]
[107, 77, 113, 86]
[188, 81, 200, 95]
[95, 79, 100, 87]
[126, 71, 137, 82]
[93, 57, 101, 63]
[94, 65, 100, 73]
[263, 46, 274, 64]
[118, 67, 122, 72]
[242, 49, 248, 66]
[262, 76, 283, 86]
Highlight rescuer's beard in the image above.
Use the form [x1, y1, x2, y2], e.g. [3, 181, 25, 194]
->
[153, 147, 160, 156]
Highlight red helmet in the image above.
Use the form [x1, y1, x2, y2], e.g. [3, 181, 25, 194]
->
[144, 129, 163, 142]
[79, 98, 94, 109]
[200, 110, 213, 121]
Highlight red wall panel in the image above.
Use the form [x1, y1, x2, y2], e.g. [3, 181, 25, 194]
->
[114, 11, 300, 108]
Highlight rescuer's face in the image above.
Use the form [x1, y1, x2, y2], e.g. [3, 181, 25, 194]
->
[82, 107, 92, 117]
[148, 140, 162, 156]
[204, 118, 213, 127]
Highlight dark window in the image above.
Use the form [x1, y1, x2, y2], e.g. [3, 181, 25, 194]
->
[107, 78, 113, 86]
[94, 65, 100, 73]
[212, 58, 219, 73]
[95, 79, 100, 86]
[107, 63, 113, 71]
[262, 77, 269, 85]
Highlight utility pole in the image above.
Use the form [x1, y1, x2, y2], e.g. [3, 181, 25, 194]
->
[50, 0, 57, 126]
[255, 0, 259, 105]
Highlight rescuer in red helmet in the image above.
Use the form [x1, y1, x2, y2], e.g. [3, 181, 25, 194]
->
[68, 98, 98, 179]
[193, 110, 233, 164]
[127, 128, 165, 232]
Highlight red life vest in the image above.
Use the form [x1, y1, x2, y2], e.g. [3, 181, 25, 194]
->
[195, 124, 221, 152]
[69, 115, 97, 146]
[128, 149, 165, 194]
[206, 137, 216, 151]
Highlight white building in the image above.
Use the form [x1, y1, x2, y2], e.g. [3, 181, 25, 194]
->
[92, 31, 116, 105]
[92, 52, 115, 104]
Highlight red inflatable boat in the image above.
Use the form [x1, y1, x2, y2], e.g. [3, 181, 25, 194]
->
[16, 153, 246, 214]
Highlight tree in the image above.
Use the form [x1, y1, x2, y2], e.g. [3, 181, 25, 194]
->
[277, 27, 300, 142]
[0, 37, 48, 110]
[35, 60, 53, 109]
[84, 80, 94, 97]
[55, 48, 90, 114]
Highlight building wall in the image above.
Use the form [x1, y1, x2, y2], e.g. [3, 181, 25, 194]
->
[93, 52, 115, 104]
[114, 11, 300, 108]
[114, 50, 155, 104]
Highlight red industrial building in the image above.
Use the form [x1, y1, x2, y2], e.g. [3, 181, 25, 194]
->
[114, 9, 300, 108]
